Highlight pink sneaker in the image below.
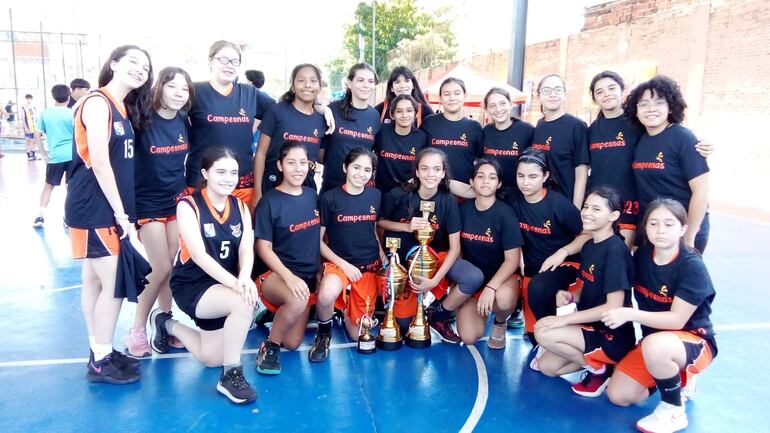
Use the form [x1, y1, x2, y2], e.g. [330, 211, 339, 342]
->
[168, 335, 185, 349]
[571, 367, 612, 397]
[124, 327, 152, 358]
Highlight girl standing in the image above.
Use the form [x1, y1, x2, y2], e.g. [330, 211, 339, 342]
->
[375, 66, 434, 128]
[373, 94, 427, 193]
[481, 87, 534, 189]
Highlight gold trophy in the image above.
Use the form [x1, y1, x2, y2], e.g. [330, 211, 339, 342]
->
[405, 201, 438, 349]
[357, 297, 377, 354]
[376, 237, 408, 351]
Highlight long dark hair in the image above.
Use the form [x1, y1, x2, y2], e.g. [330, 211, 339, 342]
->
[585, 185, 623, 236]
[98, 45, 154, 130]
[343, 146, 377, 171]
[280, 63, 322, 104]
[339, 63, 377, 121]
[471, 157, 505, 200]
[199, 146, 239, 188]
[276, 140, 310, 185]
[385, 66, 430, 106]
[388, 94, 418, 124]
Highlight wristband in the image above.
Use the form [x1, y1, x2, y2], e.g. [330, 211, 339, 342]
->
[485, 285, 497, 292]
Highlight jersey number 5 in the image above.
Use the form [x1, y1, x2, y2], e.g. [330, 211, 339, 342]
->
[220, 240, 231, 259]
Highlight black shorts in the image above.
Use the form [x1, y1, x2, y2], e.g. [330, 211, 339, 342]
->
[46, 162, 68, 186]
[170, 277, 227, 331]
[582, 324, 636, 364]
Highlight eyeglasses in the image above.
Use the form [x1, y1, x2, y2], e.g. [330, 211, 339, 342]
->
[214, 57, 241, 67]
[539, 86, 565, 96]
[636, 99, 668, 110]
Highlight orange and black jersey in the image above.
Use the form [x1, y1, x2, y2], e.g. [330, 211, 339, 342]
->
[481, 120, 534, 187]
[187, 82, 275, 187]
[633, 124, 709, 214]
[135, 111, 189, 219]
[421, 114, 483, 183]
[253, 186, 320, 277]
[381, 187, 461, 264]
[373, 123, 427, 194]
[66, 89, 136, 228]
[171, 189, 245, 285]
[531, 113, 589, 198]
[634, 243, 716, 343]
[507, 190, 582, 277]
[587, 115, 641, 204]
[577, 235, 634, 330]
[320, 100, 381, 192]
[375, 99, 434, 128]
[459, 199, 524, 282]
[320, 185, 381, 269]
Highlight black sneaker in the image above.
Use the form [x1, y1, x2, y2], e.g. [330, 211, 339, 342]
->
[428, 312, 461, 344]
[89, 349, 140, 372]
[256, 340, 281, 375]
[217, 366, 257, 404]
[86, 353, 140, 384]
[149, 308, 172, 354]
[32, 216, 44, 228]
[308, 333, 331, 363]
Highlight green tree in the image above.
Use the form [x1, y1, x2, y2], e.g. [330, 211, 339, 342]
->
[341, 0, 456, 78]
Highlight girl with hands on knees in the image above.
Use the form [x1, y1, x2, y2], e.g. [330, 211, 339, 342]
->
[253, 141, 323, 374]
[153, 146, 258, 404]
[603, 199, 717, 433]
[454, 159, 524, 348]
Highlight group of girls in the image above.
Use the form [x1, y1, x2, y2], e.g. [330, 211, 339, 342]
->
[63, 38, 716, 431]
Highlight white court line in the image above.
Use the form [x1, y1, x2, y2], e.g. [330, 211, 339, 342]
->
[459, 345, 489, 433]
[711, 211, 770, 227]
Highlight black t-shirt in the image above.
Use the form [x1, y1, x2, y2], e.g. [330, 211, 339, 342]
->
[633, 243, 716, 341]
[320, 186, 381, 268]
[459, 199, 524, 282]
[507, 190, 583, 277]
[135, 112, 189, 218]
[258, 100, 326, 163]
[481, 120, 534, 187]
[375, 99, 434, 127]
[577, 235, 634, 329]
[587, 115, 641, 205]
[253, 187, 320, 277]
[632, 124, 709, 214]
[320, 100, 381, 192]
[187, 82, 275, 187]
[531, 113, 589, 198]
[380, 187, 461, 263]
[421, 114, 483, 183]
[373, 123, 427, 193]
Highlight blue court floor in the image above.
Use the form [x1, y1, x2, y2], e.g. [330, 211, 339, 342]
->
[0, 151, 767, 433]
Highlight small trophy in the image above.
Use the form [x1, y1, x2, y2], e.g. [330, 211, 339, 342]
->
[376, 237, 408, 351]
[357, 297, 377, 354]
[405, 201, 438, 348]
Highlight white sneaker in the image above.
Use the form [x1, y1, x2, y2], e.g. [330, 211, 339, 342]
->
[529, 345, 545, 372]
[636, 401, 688, 433]
[682, 376, 697, 402]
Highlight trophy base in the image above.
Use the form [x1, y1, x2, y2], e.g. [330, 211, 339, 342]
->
[376, 338, 403, 351]
[405, 336, 431, 349]
[357, 339, 377, 354]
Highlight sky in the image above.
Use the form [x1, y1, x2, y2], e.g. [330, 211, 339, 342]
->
[1, 0, 586, 94]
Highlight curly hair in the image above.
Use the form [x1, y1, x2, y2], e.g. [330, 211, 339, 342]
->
[623, 75, 687, 129]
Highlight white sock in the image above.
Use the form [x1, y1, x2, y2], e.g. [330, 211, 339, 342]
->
[38, 208, 46, 217]
[88, 336, 96, 347]
[583, 364, 606, 375]
[165, 318, 178, 336]
[92, 343, 113, 361]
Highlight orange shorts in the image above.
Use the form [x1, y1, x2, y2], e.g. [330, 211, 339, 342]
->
[522, 262, 583, 333]
[256, 270, 317, 313]
[137, 215, 176, 226]
[323, 262, 379, 326]
[616, 331, 715, 388]
[393, 251, 449, 319]
[69, 226, 120, 259]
